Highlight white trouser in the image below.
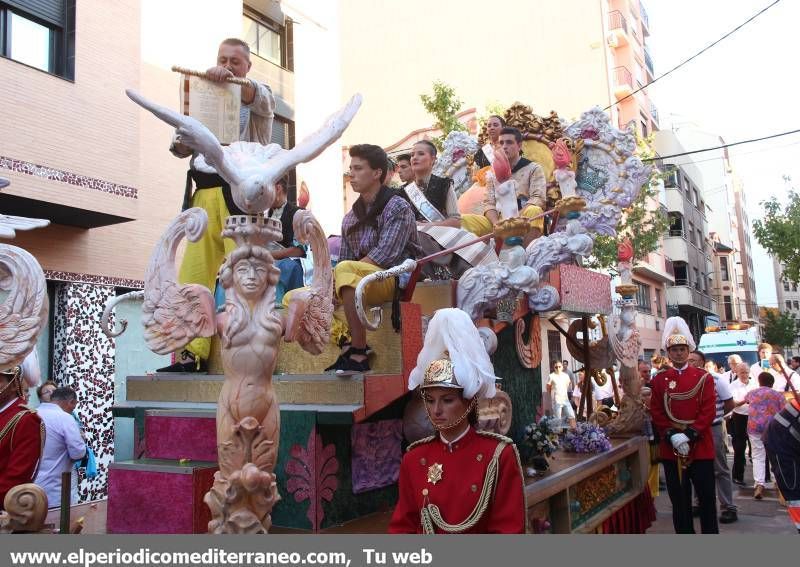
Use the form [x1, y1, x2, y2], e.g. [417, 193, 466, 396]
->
[748, 433, 767, 487]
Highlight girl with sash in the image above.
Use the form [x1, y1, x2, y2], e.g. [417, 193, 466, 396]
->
[473, 115, 505, 169]
[389, 309, 526, 534]
[402, 141, 497, 278]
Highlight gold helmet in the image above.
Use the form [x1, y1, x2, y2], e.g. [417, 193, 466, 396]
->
[420, 358, 462, 391]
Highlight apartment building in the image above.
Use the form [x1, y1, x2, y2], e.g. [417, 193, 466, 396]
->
[654, 131, 718, 342]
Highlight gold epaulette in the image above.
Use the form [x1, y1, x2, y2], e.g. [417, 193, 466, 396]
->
[406, 435, 436, 452]
[475, 430, 513, 444]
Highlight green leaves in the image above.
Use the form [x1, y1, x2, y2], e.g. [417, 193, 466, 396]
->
[762, 308, 799, 349]
[419, 81, 467, 151]
[752, 190, 800, 284]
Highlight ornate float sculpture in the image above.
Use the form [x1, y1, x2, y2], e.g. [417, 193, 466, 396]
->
[433, 131, 479, 197]
[0, 177, 50, 533]
[355, 106, 652, 434]
[109, 91, 361, 533]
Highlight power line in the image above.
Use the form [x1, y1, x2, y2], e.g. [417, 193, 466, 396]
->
[668, 138, 800, 169]
[604, 0, 782, 110]
[644, 127, 800, 162]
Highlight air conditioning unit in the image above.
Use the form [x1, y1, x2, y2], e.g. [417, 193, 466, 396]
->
[606, 33, 619, 48]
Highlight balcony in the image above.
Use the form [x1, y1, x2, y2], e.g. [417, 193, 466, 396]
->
[613, 66, 633, 100]
[664, 235, 689, 264]
[644, 45, 655, 78]
[608, 11, 629, 46]
[667, 285, 715, 313]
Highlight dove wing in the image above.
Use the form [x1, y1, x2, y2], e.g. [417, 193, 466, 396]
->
[268, 94, 362, 175]
[126, 89, 244, 186]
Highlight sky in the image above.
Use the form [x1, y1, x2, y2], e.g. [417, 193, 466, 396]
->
[645, 0, 800, 311]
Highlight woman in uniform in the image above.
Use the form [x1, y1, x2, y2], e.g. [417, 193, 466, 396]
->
[388, 308, 526, 534]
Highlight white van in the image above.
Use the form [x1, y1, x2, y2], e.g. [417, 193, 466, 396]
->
[697, 325, 760, 371]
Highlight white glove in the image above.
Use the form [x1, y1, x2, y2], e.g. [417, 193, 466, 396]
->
[670, 432, 690, 456]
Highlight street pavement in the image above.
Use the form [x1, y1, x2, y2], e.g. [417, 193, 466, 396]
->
[647, 452, 796, 534]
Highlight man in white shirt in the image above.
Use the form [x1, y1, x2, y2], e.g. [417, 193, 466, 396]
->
[749, 343, 774, 381]
[729, 362, 757, 486]
[547, 362, 576, 428]
[725, 354, 742, 383]
[34, 387, 86, 509]
[592, 370, 615, 408]
[690, 351, 737, 523]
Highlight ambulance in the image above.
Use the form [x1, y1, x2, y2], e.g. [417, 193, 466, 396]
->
[697, 323, 760, 370]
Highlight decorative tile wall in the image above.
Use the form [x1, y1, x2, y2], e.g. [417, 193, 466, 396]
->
[53, 282, 116, 503]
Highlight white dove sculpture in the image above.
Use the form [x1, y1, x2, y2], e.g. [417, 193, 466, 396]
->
[126, 89, 363, 214]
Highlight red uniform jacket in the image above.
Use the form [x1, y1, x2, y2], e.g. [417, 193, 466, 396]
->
[388, 427, 526, 534]
[0, 398, 44, 508]
[650, 365, 716, 461]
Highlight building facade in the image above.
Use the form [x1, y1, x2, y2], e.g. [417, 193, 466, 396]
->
[670, 124, 759, 323]
[654, 130, 718, 343]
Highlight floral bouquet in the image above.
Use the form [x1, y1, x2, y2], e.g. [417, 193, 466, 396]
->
[522, 415, 561, 461]
[561, 423, 612, 454]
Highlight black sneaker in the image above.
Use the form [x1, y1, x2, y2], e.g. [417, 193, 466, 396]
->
[156, 352, 208, 373]
[719, 510, 738, 524]
[732, 478, 746, 486]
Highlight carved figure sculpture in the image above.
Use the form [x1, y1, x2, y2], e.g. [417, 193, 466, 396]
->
[121, 90, 357, 533]
[0, 177, 50, 532]
[432, 131, 479, 197]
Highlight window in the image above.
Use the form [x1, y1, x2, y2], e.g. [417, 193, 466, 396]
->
[688, 222, 696, 245]
[674, 262, 688, 286]
[795, 301, 800, 310]
[785, 281, 791, 291]
[668, 213, 683, 236]
[640, 120, 649, 138]
[793, 283, 798, 292]
[655, 287, 663, 317]
[0, 1, 75, 79]
[243, 10, 290, 69]
[635, 281, 651, 313]
[723, 296, 733, 320]
[692, 188, 699, 207]
[787, 300, 792, 310]
[547, 330, 562, 371]
[720, 257, 730, 281]
[693, 267, 701, 291]
[697, 229, 704, 250]
[664, 165, 678, 188]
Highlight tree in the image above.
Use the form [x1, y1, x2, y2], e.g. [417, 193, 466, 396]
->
[419, 81, 467, 151]
[752, 190, 800, 284]
[585, 136, 669, 271]
[762, 308, 800, 351]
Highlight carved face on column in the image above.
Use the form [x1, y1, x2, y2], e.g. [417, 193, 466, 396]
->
[233, 257, 271, 301]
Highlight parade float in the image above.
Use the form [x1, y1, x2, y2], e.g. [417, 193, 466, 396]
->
[0, 77, 656, 534]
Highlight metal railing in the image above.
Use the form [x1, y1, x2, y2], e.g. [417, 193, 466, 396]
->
[644, 46, 655, 76]
[609, 10, 628, 33]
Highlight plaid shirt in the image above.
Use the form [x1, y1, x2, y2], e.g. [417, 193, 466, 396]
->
[340, 195, 420, 268]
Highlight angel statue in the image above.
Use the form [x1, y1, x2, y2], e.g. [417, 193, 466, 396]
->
[105, 90, 361, 533]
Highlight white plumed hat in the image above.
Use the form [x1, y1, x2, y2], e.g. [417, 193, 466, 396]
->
[662, 316, 696, 352]
[408, 308, 497, 400]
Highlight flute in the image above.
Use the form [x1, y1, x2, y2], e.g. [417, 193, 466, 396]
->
[172, 65, 251, 86]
